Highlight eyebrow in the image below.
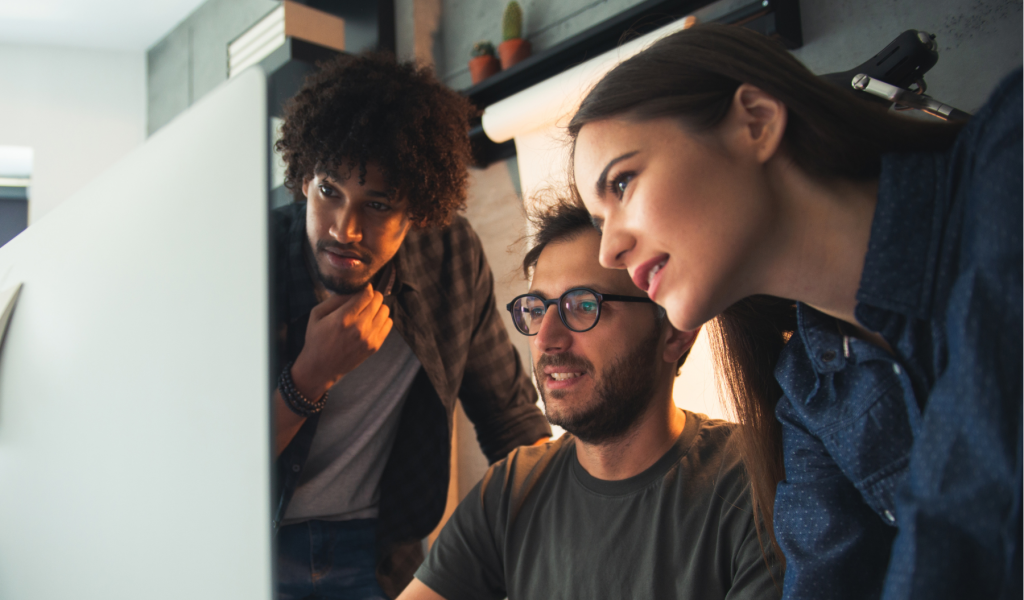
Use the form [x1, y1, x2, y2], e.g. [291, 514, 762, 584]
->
[594, 151, 639, 198]
[323, 172, 395, 201]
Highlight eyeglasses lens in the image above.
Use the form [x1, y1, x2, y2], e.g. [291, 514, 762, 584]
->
[562, 290, 599, 331]
[511, 290, 601, 335]
[512, 296, 546, 335]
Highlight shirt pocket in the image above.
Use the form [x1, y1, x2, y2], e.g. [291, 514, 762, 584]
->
[810, 361, 917, 524]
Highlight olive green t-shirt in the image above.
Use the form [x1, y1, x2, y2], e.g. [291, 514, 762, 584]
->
[416, 411, 779, 600]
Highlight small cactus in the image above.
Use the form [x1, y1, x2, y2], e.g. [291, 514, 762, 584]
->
[502, 1, 523, 41]
[471, 40, 496, 58]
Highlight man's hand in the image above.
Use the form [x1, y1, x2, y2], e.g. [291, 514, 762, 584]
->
[274, 284, 391, 456]
[291, 284, 393, 400]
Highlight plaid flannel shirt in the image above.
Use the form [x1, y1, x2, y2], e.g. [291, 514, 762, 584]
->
[271, 202, 551, 596]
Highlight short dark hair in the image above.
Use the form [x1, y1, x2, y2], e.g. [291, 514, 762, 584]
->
[275, 52, 476, 228]
[522, 201, 688, 372]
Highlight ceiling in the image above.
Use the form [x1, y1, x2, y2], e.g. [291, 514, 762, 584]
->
[0, 0, 210, 51]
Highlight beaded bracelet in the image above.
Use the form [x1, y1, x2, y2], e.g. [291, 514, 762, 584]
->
[278, 361, 329, 417]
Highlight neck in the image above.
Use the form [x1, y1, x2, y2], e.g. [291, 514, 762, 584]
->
[754, 160, 879, 331]
[574, 390, 685, 481]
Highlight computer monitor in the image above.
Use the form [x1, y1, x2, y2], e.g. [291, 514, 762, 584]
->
[0, 69, 272, 599]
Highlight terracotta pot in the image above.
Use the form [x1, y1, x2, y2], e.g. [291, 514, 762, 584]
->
[498, 38, 532, 69]
[468, 55, 501, 84]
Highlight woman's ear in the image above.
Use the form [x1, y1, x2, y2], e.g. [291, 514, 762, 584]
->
[663, 324, 700, 366]
[723, 83, 788, 164]
[301, 177, 311, 198]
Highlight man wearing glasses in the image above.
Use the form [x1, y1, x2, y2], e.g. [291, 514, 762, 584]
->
[397, 203, 778, 600]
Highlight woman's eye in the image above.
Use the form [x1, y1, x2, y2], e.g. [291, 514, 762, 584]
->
[368, 201, 392, 213]
[318, 183, 334, 197]
[611, 172, 634, 199]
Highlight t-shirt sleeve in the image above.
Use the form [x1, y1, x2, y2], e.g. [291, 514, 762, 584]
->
[711, 433, 784, 600]
[414, 463, 509, 600]
[725, 523, 782, 600]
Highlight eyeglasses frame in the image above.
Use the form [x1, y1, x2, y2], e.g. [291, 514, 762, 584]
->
[505, 286, 655, 336]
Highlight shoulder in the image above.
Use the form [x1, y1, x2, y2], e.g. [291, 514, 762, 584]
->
[400, 214, 484, 274]
[271, 201, 305, 231]
[946, 69, 1023, 267]
[271, 202, 306, 248]
[398, 214, 492, 301]
[480, 435, 573, 496]
[469, 436, 574, 517]
[677, 412, 751, 499]
[402, 214, 481, 253]
[947, 69, 1022, 206]
[687, 413, 745, 471]
[957, 69, 1022, 151]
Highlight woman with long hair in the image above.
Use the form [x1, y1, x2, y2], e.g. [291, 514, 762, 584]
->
[567, 23, 1021, 600]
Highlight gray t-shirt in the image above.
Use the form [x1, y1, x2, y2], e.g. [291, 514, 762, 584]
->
[416, 411, 778, 600]
[283, 328, 422, 524]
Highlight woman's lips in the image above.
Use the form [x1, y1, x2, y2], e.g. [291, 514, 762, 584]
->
[631, 255, 669, 295]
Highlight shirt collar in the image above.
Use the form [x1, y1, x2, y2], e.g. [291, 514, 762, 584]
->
[854, 151, 947, 329]
[795, 302, 849, 374]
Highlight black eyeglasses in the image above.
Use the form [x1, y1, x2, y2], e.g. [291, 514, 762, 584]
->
[506, 287, 654, 336]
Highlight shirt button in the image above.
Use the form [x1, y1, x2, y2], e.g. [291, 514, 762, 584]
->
[292, 464, 301, 473]
[892, 364, 902, 375]
[822, 350, 837, 362]
[884, 509, 896, 523]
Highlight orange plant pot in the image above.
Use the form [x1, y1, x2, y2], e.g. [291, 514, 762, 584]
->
[498, 38, 532, 69]
[469, 55, 501, 84]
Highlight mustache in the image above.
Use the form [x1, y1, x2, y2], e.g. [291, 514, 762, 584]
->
[316, 240, 372, 264]
[536, 352, 593, 374]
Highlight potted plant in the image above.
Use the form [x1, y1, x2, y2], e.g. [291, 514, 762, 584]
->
[498, 1, 531, 69]
[469, 41, 500, 85]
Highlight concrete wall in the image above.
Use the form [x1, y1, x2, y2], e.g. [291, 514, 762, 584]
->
[792, 0, 1022, 115]
[434, 0, 645, 90]
[147, 0, 277, 135]
[0, 44, 146, 224]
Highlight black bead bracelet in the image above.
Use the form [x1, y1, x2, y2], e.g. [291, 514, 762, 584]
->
[278, 361, 329, 417]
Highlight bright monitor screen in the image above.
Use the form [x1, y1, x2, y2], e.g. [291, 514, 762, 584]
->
[0, 69, 272, 599]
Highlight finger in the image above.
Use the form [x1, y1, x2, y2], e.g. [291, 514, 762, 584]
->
[355, 288, 385, 321]
[370, 303, 391, 331]
[309, 292, 348, 321]
[369, 316, 393, 349]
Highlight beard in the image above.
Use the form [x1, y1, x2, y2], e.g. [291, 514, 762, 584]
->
[309, 239, 375, 295]
[537, 325, 661, 444]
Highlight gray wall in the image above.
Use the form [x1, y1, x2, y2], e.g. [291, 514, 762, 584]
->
[434, 0, 646, 89]
[147, 0, 277, 135]
[430, 0, 1022, 95]
[148, 0, 1022, 130]
[792, 0, 1022, 114]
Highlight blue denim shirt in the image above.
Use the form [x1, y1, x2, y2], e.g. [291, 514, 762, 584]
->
[774, 69, 1022, 600]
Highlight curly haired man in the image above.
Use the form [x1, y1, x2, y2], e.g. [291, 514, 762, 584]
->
[271, 53, 550, 600]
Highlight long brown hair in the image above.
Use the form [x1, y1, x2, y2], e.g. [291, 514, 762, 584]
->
[566, 23, 964, 571]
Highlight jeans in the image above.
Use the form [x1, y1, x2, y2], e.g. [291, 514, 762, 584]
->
[277, 519, 388, 600]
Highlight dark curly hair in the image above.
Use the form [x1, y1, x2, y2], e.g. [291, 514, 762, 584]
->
[276, 52, 476, 228]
